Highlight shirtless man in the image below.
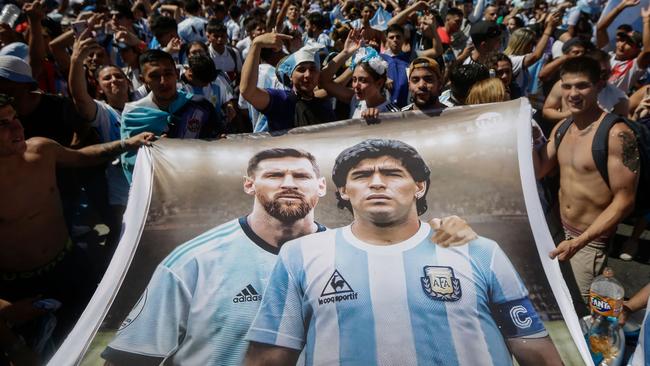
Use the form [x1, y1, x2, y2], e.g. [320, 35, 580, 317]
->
[0, 94, 154, 345]
[543, 50, 628, 125]
[534, 56, 640, 300]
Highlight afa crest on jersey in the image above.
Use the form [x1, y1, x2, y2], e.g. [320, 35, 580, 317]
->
[421, 266, 462, 301]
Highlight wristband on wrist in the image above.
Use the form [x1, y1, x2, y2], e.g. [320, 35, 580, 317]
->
[137, 41, 147, 51]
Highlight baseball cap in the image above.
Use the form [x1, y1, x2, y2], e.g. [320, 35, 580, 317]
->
[0, 56, 36, 84]
[408, 57, 442, 80]
[0, 42, 29, 61]
[470, 21, 501, 44]
[617, 30, 642, 48]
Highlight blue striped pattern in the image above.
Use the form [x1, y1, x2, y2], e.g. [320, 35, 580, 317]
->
[164, 220, 239, 266]
[248, 224, 544, 365]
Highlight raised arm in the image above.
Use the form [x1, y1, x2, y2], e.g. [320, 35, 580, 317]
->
[274, 0, 290, 33]
[523, 12, 560, 67]
[69, 29, 100, 121]
[542, 80, 571, 124]
[387, 1, 428, 26]
[549, 123, 639, 260]
[637, 6, 650, 69]
[244, 342, 299, 366]
[318, 28, 363, 103]
[418, 14, 443, 58]
[24, 0, 47, 80]
[240, 32, 291, 112]
[468, 0, 485, 23]
[596, 0, 639, 49]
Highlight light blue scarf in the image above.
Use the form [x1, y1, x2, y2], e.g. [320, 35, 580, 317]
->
[120, 89, 193, 183]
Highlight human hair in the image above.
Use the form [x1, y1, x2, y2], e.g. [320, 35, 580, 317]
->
[184, 0, 201, 14]
[94, 64, 128, 81]
[509, 16, 525, 29]
[386, 23, 404, 36]
[245, 18, 263, 33]
[213, 3, 226, 14]
[587, 48, 610, 64]
[330, 22, 351, 43]
[150, 15, 177, 39]
[465, 78, 507, 104]
[111, 4, 135, 20]
[449, 63, 489, 104]
[446, 7, 464, 18]
[186, 40, 208, 56]
[485, 52, 512, 70]
[229, 5, 241, 19]
[307, 12, 325, 30]
[188, 54, 218, 84]
[560, 56, 600, 84]
[207, 20, 227, 35]
[331, 139, 431, 215]
[247, 148, 321, 177]
[139, 49, 175, 70]
[504, 28, 536, 56]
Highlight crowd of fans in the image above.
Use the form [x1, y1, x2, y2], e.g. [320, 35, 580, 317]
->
[0, 0, 649, 363]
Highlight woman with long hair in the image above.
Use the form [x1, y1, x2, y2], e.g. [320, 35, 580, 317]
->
[319, 29, 399, 120]
[501, 13, 561, 92]
[465, 77, 508, 104]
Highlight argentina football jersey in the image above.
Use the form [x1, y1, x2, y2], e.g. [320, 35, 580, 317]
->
[247, 222, 547, 366]
[103, 217, 325, 365]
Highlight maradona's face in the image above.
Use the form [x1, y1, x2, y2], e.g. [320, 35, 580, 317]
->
[246, 157, 325, 223]
[339, 156, 426, 225]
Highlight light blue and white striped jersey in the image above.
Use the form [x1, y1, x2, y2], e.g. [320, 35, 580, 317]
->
[103, 217, 326, 365]
[247, 223, 546, 366]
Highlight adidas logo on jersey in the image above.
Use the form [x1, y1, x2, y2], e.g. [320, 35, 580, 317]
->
[233, 284, 262, 303]
[318, 270, 358, 305]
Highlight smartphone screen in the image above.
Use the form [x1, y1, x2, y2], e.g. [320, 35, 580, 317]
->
[71, 20, 88, 37]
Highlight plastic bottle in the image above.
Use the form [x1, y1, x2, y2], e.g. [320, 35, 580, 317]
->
[588, 267, 624, 366]
[0, 4, 20, 28]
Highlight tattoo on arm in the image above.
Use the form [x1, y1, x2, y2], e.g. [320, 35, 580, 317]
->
[618, 131, 640, 174]
[81, 140, 124, 160]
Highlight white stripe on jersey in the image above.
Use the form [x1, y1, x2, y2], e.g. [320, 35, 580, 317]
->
[303, 230, 341, 364]
[437, 246, 494, 366]
[367, 252, 418, 365]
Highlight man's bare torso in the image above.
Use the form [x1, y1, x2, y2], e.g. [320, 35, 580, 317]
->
[0, 139, 69, 271]
[556, 113, 615, 233]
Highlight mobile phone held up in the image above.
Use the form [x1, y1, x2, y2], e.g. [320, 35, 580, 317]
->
[71, 20, 88, 38]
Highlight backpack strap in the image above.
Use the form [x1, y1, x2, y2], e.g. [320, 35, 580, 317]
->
[554, 116, 574, 151]
[592, 113, 627, 188]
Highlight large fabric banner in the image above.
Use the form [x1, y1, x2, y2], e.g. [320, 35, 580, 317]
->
[51, 98, 590, 365]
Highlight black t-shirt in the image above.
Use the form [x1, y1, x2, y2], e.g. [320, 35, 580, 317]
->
[20, 93, 88, 147]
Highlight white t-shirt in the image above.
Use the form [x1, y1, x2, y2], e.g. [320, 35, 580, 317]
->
[509, 54, 528, 94]
[208, 44, 242, 75]
[609, 52, 645, 94]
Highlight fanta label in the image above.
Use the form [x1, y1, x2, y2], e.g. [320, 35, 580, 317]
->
[590, 292, 622, 317]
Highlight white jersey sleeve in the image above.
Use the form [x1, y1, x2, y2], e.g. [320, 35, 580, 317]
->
[102, 265, 192, 364]
[485, 243, 546, 338]
[246, 242, 306, 350]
